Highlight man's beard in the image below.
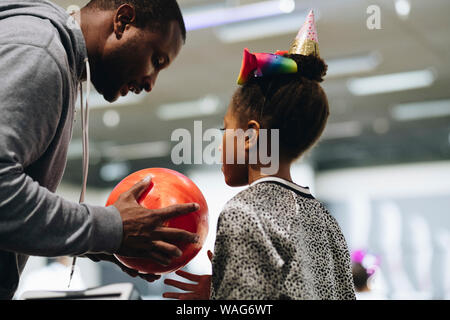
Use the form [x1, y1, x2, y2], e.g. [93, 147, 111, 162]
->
[90, 45, 133, 103]
[90, 63, 122, 103]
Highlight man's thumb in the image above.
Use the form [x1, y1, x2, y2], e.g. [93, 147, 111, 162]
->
[128, 175, 153, 200]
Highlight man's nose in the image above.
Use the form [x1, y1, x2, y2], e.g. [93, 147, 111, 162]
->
[143, 72, 159, 93]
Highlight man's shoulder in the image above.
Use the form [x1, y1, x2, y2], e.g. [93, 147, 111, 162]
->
[0, 15, 70, 71]
[0, 15, 57, 48]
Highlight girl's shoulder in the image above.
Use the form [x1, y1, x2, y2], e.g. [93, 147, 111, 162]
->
[219, 178, 336, 230]
[222, 177, 318, 212]
[218, 179, 307, 223]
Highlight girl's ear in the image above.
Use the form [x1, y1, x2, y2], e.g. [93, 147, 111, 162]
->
[245, 120, 260, 151]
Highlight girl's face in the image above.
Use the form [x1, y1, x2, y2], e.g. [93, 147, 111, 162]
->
[220, 103, 250, 187]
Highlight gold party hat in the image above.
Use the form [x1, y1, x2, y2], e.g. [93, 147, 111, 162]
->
[289, 9, 320, 56]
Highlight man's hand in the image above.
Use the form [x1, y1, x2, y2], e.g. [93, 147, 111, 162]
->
[112, 176, 200, 267]
[162, 250, 213, 300]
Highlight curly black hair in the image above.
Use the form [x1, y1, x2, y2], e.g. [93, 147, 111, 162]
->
[86, 0, 186, 42]
[352, 262, 370, 291]
[232, 53, 329, 160]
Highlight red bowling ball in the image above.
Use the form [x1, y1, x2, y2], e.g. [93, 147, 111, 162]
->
[105, 168, 209, 274]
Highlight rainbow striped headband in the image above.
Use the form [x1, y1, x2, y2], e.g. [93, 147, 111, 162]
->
[237, 48, 297, 85]
[236, 9, 320, 85]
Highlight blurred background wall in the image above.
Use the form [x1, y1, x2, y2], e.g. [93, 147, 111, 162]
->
[15, 0, 450, 299]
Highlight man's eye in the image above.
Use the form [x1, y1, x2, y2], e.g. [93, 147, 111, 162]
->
[153, 56, 166, 69]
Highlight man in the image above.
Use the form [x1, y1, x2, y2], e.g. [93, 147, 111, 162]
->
[0, 0, 199, 300]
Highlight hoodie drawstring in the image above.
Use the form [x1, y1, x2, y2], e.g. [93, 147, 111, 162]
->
[79, 58, 91, 204]
[68, 58, 91, 288]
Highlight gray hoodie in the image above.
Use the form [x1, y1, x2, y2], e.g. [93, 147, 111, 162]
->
[0, 0, 123, 299]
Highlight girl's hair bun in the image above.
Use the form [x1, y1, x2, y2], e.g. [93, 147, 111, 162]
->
[287, 54, 328, 83]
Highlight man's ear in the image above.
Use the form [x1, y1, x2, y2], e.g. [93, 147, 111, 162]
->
[245, 120, 260, 151]
[113, 4, 136, 39]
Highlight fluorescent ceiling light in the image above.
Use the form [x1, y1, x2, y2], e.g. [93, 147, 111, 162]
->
[67, 140, 170, 161]
[347, 69, 435, 96]
[216, 11, 308, 43]
[321, 121, 363, 140]
[100, 162, 130, 182]
[184, 0, 295, 31]
[102, 110, 121, 128]
[67, 139, 102, 163]
[279, 0, 296, 14]
[157, 95, 222, 120]
[325, 52, 381, 78]
[102, 141, 171, 161]
[395, 0, 411, 19]
[390, 99, 450, 121]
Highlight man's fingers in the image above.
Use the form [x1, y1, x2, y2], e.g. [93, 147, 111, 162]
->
[117, 247, 148, 258]
[154, 203, 200, 222]
[117, 239, 185, 261]
[164, 279, 197, 292]
[122, 268, 139, 278]
[175, 270, 201, 282]
[153, 227, 199, 244]
[151, 240, 183, 259]
[148, 250, 172, 266]
[126, 176, 153, 201]
[139, 273, 161, 282]
[122, 244, 172, 265]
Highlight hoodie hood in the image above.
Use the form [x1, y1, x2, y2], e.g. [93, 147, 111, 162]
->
[0, 0, 88, 81]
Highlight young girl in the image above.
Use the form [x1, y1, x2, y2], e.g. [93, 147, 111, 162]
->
[163, 10, 356, 300]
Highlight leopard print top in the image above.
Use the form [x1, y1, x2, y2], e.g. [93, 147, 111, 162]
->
[211, 177, 356, 300]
